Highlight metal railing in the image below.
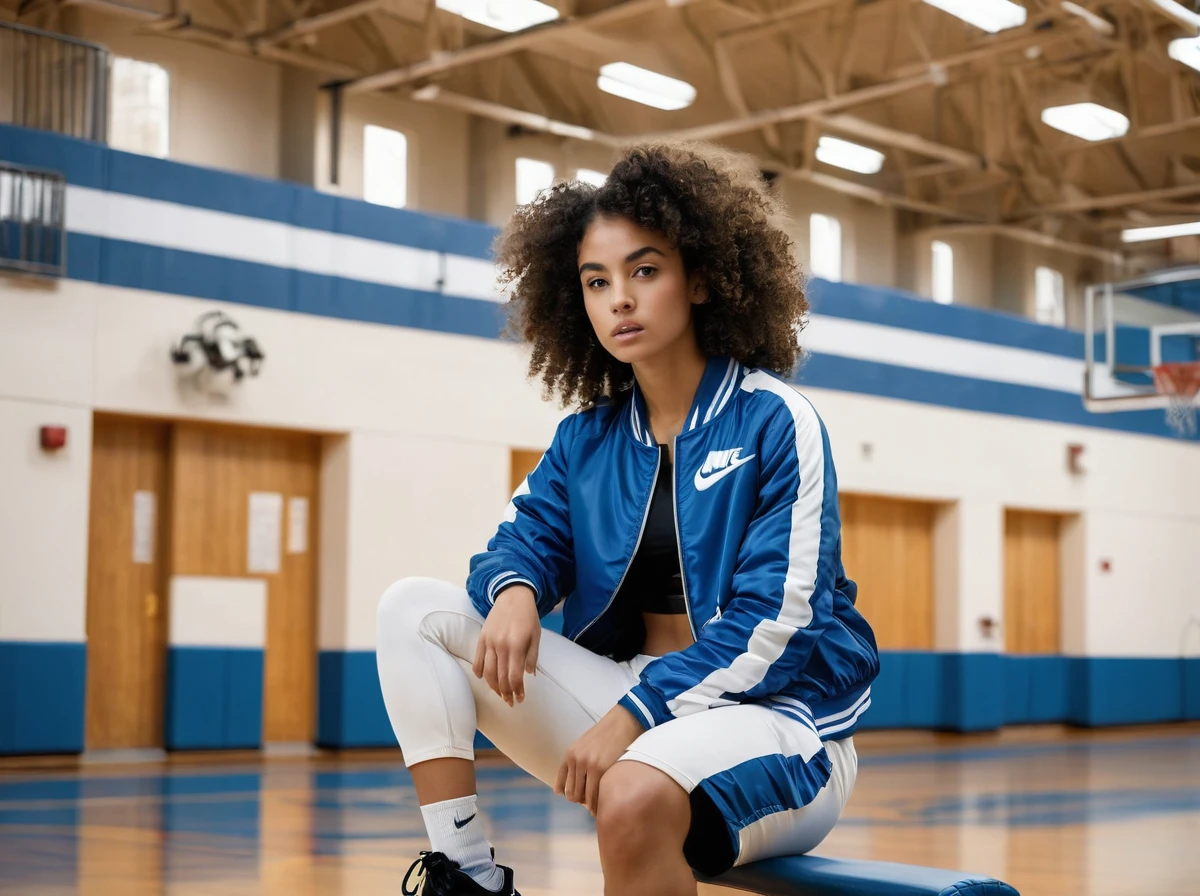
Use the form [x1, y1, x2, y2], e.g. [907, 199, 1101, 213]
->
[1, 20, 110, 143]
[0, 163, 68, 278]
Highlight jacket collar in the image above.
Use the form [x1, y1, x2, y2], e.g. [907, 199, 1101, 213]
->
[627, 356, 745, 447]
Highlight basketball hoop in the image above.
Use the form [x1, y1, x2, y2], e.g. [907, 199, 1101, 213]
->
[1152, 362, 1200, 438]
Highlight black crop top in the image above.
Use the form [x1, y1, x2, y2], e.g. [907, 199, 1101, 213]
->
[615, 444, 688, 616]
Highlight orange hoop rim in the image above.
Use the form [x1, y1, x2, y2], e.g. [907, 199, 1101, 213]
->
[1152, 361, 1200, 398]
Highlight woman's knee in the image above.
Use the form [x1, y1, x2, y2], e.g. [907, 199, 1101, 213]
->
[376, 576, 470, 638]
[596, 761, 690, 860]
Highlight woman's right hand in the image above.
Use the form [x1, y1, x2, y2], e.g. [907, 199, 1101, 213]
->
[473, 585, 542, 707]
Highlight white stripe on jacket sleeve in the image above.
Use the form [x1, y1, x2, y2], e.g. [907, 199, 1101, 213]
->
[665, 373, 826, 716]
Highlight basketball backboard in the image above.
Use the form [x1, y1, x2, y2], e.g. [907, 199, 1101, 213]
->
[1083, 266, 1200, 422]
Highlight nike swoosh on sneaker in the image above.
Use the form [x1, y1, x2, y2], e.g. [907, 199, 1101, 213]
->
[453, 813, 476, 829]
[694, 454, 756, 491]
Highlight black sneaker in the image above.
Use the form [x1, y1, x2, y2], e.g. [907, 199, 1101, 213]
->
[401, 851, 520, 896]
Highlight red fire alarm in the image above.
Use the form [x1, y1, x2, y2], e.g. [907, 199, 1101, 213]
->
[40, 426, 67, 451]
[1100, 558, 1112, 574]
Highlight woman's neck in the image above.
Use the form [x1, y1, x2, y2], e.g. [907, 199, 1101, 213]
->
[633, 340, 708, 444]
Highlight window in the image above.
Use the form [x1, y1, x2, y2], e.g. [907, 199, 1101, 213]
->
[1035, 266, 1065, 326]
[109, 58, 170, 158]
[809, 213, 842, 282]
[931, 240, 954, 304]
[363, 125, 408, 209]
[516, 157, 555, 205]
[575, 168, 607, 187]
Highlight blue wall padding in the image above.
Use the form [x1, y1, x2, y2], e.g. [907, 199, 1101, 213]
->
[1068, 658, 1184, 726]
[316, 651, 398, 749]
[944, 653, 1005, 732]
[1003, 656, 1071, 725]
[1184, 659, 1200, 721]
[165, 647, 264, 750]
[0, 642, 87, 755]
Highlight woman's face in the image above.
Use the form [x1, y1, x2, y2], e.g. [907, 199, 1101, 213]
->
[577, 214, 705, 365]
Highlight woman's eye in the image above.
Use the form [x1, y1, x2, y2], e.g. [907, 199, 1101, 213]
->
[587, 277, 607, 289]
[633, 266, 656, 278]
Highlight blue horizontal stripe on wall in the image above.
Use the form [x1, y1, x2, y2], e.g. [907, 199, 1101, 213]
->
[0, 642, 86, 755]
[165, 647, 264, 750]
[0, 124, 497, 260]
[808, 279, 1084, 359]
[797, 353, 1191, 441]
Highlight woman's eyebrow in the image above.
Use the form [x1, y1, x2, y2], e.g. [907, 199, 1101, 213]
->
[579, 246, 665, 275]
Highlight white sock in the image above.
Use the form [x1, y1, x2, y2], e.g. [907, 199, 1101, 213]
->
[419, 794, 505, 892]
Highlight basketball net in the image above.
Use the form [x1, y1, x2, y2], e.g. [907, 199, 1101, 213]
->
[1152, 362, 1200, 438]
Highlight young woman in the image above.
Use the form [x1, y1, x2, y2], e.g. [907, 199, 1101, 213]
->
[376, 141, 879, 896]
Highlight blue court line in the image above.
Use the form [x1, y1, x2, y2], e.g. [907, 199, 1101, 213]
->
[2, 734, 1197, 805]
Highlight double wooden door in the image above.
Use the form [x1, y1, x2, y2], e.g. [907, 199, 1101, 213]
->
[85, 416, 320, 749]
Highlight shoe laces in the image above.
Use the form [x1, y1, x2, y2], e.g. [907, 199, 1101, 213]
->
[401, 851, 458, 896]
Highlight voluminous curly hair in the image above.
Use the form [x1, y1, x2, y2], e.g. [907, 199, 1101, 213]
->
[494, 140, 808, 409]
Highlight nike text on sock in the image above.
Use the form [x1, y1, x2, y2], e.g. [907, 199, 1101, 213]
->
[419, 794, 506, 891]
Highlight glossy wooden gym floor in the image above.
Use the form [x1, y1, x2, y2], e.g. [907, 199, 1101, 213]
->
[1, 726, 1196, 896]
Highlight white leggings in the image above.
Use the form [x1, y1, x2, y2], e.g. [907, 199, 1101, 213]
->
[376, 576, 857, 869]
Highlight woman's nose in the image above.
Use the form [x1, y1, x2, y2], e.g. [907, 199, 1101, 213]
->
[610, 287, 634, 313]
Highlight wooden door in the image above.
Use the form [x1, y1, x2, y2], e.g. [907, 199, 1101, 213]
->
[839, 494, 935, 650]
[169, 423, 320, 744]
[511, 448, 544, 492]
[1004, 510, 1061, 654]
[85, 415, 171, 750]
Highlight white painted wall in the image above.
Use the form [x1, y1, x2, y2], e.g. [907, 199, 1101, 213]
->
[0, 398, 91, 642]
[2, 276, 1197, 659]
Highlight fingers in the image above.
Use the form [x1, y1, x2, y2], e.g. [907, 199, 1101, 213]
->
[482, 648, 500, 699]
[554, 760, 568, 796]
[472, 635, 485, 680]
[584, 765, 600, 816]
[563, 761, 577, 804]
[525, 633, 539, 678]
[509, 647, 527, 704]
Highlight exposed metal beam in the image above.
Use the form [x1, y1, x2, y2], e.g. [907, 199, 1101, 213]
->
[645, 70, 939, 142]
[715, 0, 843, 45]
[1135, 0, 1200, 34]
[1060, 115, 1200, 153]
[409, 85, 626, 147]
[343, 0, 705, 94]
[59, 0, 362, 77]
[816, 113, 983, 168]
[1029, 182, 1200, 215]
[257, 0, 390, 46]
[788, 168, 981, 221]
[924, 224, 1126, 266]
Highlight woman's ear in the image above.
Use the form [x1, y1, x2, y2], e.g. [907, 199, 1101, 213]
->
[689, 273, 708, 305]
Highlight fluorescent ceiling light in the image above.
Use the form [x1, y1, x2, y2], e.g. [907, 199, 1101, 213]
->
[1168, 37, 1200, 73]
[1040, 102, 1129, 141]
[435, 0, 558, 33]
[920, 0, 1027, 33]
[597, 62, 696, 111]
[815, 135, 885, 174]
[1122, 221, 1200, 243]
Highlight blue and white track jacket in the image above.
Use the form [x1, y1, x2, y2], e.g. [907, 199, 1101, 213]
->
[467, 356, 879, 741]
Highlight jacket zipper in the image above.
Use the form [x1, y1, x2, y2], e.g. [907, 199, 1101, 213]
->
[672, 434, 698, 640]
[573, 446, 661, 643]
